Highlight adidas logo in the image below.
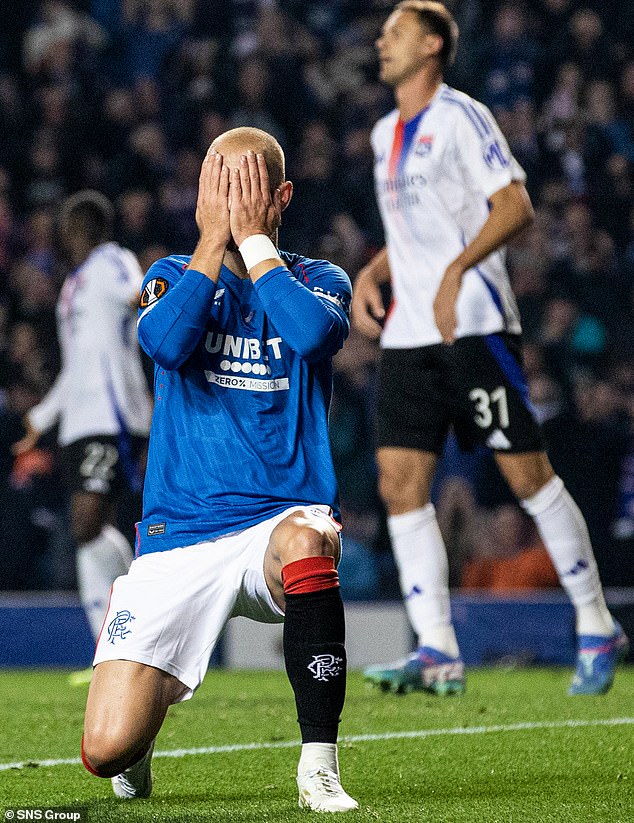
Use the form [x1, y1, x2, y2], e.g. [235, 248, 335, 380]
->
[486, 429, 511, 450]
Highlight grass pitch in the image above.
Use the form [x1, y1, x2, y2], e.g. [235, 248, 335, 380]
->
[0, 667, 632, 822]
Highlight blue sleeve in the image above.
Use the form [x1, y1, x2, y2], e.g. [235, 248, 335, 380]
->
[137, 258, 217, 370]
[253, 261, 351, 361]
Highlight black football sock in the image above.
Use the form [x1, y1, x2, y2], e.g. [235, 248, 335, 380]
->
[283, 585, 347, 744]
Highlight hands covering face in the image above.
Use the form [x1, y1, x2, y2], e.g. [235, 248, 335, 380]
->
[195, 148, 282, 249]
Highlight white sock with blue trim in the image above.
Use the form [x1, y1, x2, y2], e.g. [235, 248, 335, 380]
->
[388, 505, 460, 657]
[520, 476, 613, 636]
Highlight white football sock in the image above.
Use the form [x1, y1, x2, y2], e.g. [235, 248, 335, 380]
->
[388, 505, 460, 657]
[520, 476, 613, 636]
[76, 525, 133, 639]
[298, 742, 339, 775]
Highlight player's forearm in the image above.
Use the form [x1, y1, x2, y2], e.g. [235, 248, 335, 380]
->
[27, 367, 70, 434]
[451, 183, 534, 276]
[254, 266, 349, 360]
[357, 247, 391, 286]
[138, 269, 217, 370]
[187, 238, 227, 283]
[249, 257, 286, 282]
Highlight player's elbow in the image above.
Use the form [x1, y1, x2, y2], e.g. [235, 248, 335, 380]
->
[151, 347, 188, 371]
[294, 321, 347, 361]
[138, 327, 187, 371]
[294, 335, 327, 361]
[493, 183, 534, 234]
[518, 195, 534, 231]
[509, 183, 534, 231]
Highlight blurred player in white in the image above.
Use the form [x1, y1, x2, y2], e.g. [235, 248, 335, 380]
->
[14, 191, 152, 666]
[353, 1, 628, 696]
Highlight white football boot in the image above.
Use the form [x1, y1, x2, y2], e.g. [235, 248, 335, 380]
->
[297, 744, 358, 812]
[111, 740, 154, 799]
[297, 767, 359, 812]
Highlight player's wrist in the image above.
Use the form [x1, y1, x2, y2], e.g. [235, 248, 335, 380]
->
[359, 257, 389, 285]
[238, 233, 278, 272]
[188, 236, 227, 281]
[196, 234, 229, 254]
[359, 266, 380, 285]
[446, 259, 467, 280]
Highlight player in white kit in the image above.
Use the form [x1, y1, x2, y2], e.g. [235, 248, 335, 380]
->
[15, 191, 152, 658]
[352, 1, 628, 696]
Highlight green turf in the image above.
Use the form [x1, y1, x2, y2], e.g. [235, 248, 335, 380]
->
[0, 668, 632, 822]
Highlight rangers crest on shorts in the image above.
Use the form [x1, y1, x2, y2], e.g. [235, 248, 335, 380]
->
[107, 609, 135, 644]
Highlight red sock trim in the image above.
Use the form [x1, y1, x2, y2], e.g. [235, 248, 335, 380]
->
[282, 556, 339, 595]
[81, 735, 103, 777]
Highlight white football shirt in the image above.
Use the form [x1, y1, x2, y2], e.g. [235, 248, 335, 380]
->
[29, 242, 152, 446]
[372, 83, 525, 348]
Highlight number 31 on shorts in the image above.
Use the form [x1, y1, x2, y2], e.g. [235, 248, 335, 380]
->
[468, 386, 509, 429]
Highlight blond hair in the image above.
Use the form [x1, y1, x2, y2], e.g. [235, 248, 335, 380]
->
[211, 127, 286, 190]
[396, 1, 459, 68]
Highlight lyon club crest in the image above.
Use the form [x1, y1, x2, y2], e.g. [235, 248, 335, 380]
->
[414, 135, 434, 157]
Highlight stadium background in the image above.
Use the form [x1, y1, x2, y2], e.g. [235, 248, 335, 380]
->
[0, 0, 633, 664]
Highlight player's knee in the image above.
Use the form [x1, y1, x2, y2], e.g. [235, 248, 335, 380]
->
[378, 457, 432, 513]
[276, 521, 338, 567]
[81, 727, 134, 778]
[378, 471, 397, 509]
[500, 453, 555, 502]
[81, 730, 124, 777]
[517, 468, 556, 501]
[378, 470, 416, 512]
[70, 515, 102, 546]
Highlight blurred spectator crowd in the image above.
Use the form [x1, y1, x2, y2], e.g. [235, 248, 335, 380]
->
[1, 0, 634, 597]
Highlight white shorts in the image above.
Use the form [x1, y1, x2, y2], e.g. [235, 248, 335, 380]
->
[93, 505, 339, 700]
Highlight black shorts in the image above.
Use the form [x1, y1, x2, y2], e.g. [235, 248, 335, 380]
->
[62, 435, 147, 497]
[376, 334, 543, 455]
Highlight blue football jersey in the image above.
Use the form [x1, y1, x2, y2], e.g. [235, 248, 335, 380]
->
[135, 251, 351, 554]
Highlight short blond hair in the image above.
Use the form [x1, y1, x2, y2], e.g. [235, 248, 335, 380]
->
[396, 1, 459, 68]
[211, 127, 285, 190]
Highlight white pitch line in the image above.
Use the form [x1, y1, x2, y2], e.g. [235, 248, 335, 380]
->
[1, 717, 632, 773]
